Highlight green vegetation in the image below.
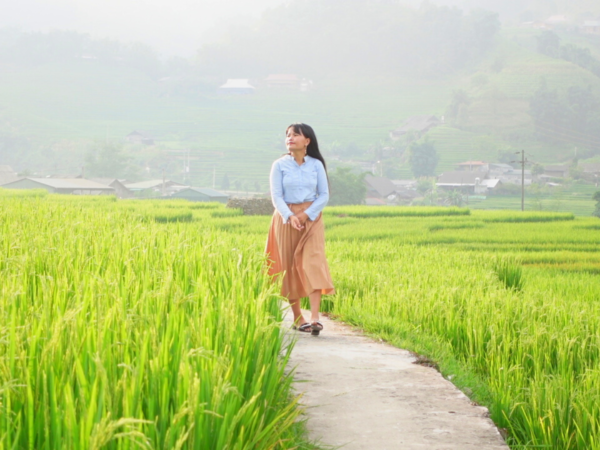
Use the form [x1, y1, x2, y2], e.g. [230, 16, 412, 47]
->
[0, 193, 309, 449]
[408, 139, 439, 178]
[319, 206, 600, 449]
[3, 191, 600, 448]
[328, 167, 367, 206]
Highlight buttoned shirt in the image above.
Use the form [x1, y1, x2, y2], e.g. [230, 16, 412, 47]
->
[270, 154, 329, 223]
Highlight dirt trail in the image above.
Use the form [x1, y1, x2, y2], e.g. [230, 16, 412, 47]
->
[285, 311, 509, 450]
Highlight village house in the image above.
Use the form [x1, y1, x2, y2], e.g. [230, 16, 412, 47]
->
[488, 163, 514, 175]
[265, 74, 300, 89]
[497, 169, 532, 185]
[583, 20, 600, 35]
[126, 131, 155, 146]
[436, 171, 501, 194]
[0, 178, 115, 195]
[544, 165, 570, 178]
[364, 174, 396, 200]
[218, 79, 256, 95]
[455, 161, 489, 172]
[581, 163, 600, 184]
[389, 115, 440, 141]
[125, 179, 187, 196]
[364, 175, 418, 205]
[88, 178, 133, 199]
[170, 187, 229, 203]
[545, 15, 569, 28]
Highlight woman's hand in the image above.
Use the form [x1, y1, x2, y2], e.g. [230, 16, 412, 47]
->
[295, 211, 309, 225]
[289, 214, 305, 231]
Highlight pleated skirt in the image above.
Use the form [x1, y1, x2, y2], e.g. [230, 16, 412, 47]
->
[265, 201, 335, 299]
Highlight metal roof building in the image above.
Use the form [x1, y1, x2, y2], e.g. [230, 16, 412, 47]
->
[0, 178, 115, 195]
[170, 187, 229, 203]
[218, 79, 256, 94]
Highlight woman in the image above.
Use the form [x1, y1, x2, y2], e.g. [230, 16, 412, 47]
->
[265, 123, 335, 336]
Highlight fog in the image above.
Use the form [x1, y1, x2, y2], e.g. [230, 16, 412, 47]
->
[1, 0, 600, 192]
[0, 0, 287, 56]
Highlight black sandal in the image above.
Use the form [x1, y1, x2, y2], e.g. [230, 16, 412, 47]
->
[310, 321, 324, 336]
[297, 323, 312, 333]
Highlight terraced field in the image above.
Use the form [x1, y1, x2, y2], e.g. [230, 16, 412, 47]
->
[1, 187, 599, 449]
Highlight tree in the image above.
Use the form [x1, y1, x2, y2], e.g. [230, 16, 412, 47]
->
[221, 174, 230, 190]
[444, 190, 464, 207]
[446, 89, 471, 127]
[536, 31, 560, 58]
[593, 191, 600, 218]
[85, 141, 133, 178]
[408, 139, 438, 178]
[328, 167, 366, 206]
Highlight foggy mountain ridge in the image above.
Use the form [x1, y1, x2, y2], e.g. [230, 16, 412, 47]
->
[1, 0, 600, 184]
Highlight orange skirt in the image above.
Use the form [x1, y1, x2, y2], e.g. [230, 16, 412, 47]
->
[265, 201, 335, 299]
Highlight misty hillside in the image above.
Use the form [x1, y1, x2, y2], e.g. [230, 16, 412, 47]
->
[1, 0, 600, 187]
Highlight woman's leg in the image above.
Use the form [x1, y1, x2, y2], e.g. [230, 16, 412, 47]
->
[289, 297, 306, 325]
[308, 290, 322, 323]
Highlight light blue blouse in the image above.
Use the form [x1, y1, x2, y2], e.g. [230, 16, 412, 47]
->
[270, 154, 329, 223]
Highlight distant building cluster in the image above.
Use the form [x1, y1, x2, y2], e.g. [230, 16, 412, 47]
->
[0, 167, 231, 203]
[362, 160, 600, 206]
[521, 15, 600, 34]
[218, 74, 313, 95]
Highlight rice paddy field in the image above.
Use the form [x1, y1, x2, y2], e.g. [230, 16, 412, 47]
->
[1, 191, 600, 449]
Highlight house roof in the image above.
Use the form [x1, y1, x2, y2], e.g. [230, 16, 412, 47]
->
[457, 161, 487, 166]
[546, 15, 568, 24]
[219, 79, 255, 89]
[125, 179, 186, 190]
[437, 171, 485, 186]
[3, 178, 114, 190]
[366, 197, 386, 206]
[581, 163, 600, 172]
[364, 175, 396, 197]
[174, 187, 229, 197]
[391, 179, 417, 188]
[481, 179, 501, 188]
[489, 163, 514, 169]
[544, 165, 569, 171]
[391, 115, 440, 135]
[89, 178, 130, 189]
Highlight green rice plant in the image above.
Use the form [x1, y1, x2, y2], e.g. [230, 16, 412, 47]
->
[210, 208, 243, 218]
[0, 188, 48, 197]
[325, 205, 471, 218]
[151, 209, 194, 223]
[492, 256, 524, 291]
[481, 211, 574, 222]
[0, 196, 305, 449]
[188, 202, 221, 209]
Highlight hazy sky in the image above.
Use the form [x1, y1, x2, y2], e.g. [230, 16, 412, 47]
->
[0, 0, 287, 57]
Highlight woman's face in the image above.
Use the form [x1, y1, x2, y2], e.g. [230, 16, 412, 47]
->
[286, 127, 310, 152]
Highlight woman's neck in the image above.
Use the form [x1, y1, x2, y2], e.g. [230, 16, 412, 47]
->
[290, 149, 306, 165]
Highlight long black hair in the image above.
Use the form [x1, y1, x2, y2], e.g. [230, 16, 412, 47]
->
[286, 123, 328, 174]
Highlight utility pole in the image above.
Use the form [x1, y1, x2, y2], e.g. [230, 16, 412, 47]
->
[511, 150, 528, 212]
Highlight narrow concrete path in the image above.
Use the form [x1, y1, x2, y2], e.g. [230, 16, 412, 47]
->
[285, 311, 509, 450]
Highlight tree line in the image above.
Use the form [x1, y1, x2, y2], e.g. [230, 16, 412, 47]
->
[530, 82, 600, 156]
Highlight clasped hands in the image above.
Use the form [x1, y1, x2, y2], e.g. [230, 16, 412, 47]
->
[289, 211, 309, 231]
